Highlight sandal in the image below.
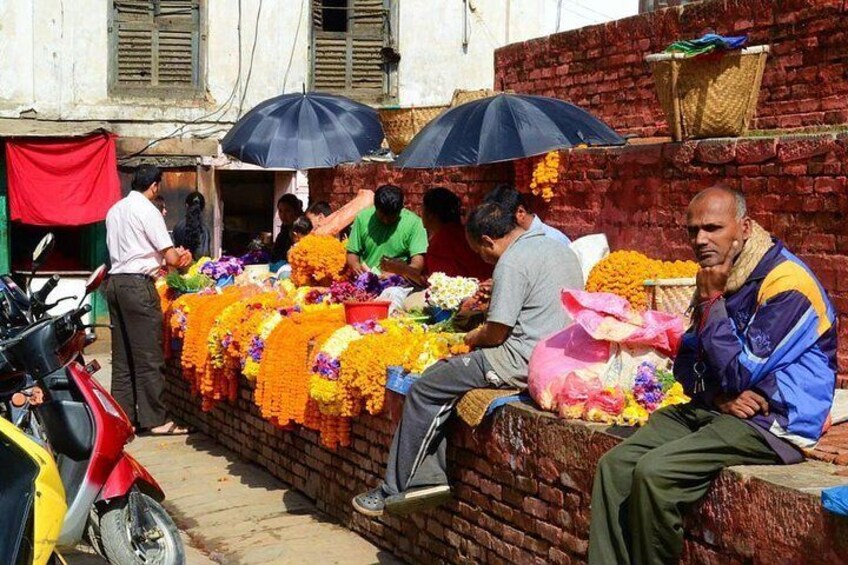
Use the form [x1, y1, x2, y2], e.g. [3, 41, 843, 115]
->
[352, 487, 387, 517]
[384, 485, 451, 515]
[142, 421, 193, 436]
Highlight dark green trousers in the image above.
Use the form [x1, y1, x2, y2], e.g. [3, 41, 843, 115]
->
[588, 404, 782, 565]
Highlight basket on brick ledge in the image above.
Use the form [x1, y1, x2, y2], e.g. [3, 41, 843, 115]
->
[378, 105, 447, 155]
[645, 45, 770, 141]
[644, 278, 695, 324]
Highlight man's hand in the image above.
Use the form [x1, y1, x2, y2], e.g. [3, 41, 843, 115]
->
[464, 327, 481, 348]
[176, 247, 193, 269]
[346, 253, 366, 276]
[716, 390, 769, 419]
[696, 240, 739, 300]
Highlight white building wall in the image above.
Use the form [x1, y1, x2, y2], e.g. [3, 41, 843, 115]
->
[0, 0, 311, 140]
[396, 0, 638, 106]
[0, 0, 637, 139]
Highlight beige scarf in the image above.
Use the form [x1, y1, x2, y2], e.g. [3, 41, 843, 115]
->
[725, 220, 773, 294]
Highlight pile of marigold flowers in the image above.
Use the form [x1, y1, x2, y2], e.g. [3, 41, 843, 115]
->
[307, 319, 469, 448]
[288, 234, 347, 286]
[586, 250, 698, 310]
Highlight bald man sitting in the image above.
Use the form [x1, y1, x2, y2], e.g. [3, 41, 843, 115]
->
[588, 185, 838, 565]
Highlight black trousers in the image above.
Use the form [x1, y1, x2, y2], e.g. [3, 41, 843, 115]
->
[104, 275, 167, 429]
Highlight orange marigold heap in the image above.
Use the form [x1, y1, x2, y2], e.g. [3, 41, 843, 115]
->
[179, 287, 246, 409]
[586, 251, 698, 310]
[254, 305, 345, 427]
[288, 234, 347, 287]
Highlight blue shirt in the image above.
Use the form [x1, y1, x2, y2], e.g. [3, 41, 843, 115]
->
[530, 215, 571, 246]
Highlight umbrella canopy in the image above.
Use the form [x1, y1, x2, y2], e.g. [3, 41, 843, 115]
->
[221, 92, 385, 170]
[394, 94, 625, 169]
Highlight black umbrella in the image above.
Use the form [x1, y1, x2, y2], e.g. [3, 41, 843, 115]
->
[221, 92, 385, 169]
[394, 94, 625, 169]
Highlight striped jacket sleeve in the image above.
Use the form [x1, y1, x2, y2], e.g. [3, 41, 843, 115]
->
[699, 262, 833, 395]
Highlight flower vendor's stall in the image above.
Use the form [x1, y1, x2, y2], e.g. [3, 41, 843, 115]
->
[159, 223, 704, 452]
[158, 234, 479, 449]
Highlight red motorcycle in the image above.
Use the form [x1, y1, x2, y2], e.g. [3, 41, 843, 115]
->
[1, 234, 184, 564]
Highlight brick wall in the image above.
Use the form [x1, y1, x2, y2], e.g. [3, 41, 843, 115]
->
[307, 162, 514, 216]
[165, 366, 848, 564]
[493, 0, 848, 137]
[308, 134, 848, 386]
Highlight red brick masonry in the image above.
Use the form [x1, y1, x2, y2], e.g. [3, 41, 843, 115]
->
[165, 364, 848, 564]
[494, 0, 848, 137]
[310, 134, 848, 388]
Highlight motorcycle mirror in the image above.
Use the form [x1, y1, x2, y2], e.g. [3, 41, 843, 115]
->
[85, 265, 108, 296]
[31, 233, 55, 275]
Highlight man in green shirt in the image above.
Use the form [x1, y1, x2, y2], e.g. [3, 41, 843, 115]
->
[346, 184, 429, 276]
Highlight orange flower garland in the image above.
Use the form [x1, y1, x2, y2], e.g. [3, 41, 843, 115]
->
[288, 234, 347, 287]
[586, 251, 698, 310]
[530, 151, 560, 202]
[254, 305, 344, 427]
[179, 287, 245, 406]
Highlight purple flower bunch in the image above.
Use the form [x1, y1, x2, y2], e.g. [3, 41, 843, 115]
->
[247, 336, 265, 363]
[633, 361, 665, 411]
[312, 353, 342, 381]
[355, 272, 405, 294]
[200, 256, 244, 281]
[239, 249, 271, 266]
[352, 320, 385, 335]
[328, 281, 372, 304]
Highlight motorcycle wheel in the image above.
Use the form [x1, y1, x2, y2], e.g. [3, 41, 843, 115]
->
[98, 493, 185, 565]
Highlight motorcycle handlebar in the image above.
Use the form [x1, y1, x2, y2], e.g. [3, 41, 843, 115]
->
[33, 274, 60, 306]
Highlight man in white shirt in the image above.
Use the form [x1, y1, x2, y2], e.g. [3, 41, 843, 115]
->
[484, 184, 571, 245]
[105, 165, 192, 435]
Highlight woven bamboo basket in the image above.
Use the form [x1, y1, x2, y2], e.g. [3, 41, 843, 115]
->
[644, 278, 695, 323]
[645, 45, 770, 141]
[378, 105, 447, 155]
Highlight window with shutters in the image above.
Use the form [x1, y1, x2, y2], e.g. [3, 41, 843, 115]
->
[108, 0, 206, 98]
[311, 0, 392, 104]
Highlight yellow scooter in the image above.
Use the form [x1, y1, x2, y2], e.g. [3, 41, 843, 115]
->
[0, 413, 66, 564]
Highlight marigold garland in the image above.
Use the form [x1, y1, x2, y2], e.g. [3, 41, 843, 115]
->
[530, 151, 560, 202]
[179, 287, 246, 410]
[288, 234, 347, 287]
[253, 305, 345, 427]
[586, 251, 698, 310]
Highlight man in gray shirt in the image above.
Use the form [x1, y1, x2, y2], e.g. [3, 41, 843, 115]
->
[353, 202, 583, 517]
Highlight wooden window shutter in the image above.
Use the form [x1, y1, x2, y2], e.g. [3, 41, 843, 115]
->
[112, 0, 203, 95]
[311, 0, 386, 103]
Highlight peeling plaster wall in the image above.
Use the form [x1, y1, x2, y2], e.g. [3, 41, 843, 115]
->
[396, 0, 638, 106]
[0, 0, 311, 140]
[0, 1, 637, 140]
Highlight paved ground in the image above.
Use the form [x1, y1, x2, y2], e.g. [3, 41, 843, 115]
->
[65, 348, 397, 564]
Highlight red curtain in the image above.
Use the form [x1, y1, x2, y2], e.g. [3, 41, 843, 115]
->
[5, 132, 122, 226]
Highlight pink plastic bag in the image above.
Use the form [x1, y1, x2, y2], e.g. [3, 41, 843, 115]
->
[528, 290, 684, 412]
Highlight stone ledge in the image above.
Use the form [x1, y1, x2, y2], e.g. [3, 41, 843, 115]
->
[163, 364, 848, 564]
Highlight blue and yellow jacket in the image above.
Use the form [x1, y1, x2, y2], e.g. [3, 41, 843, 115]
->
[674, 239, 837, 450]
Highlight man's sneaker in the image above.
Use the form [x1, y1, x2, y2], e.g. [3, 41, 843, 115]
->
[384, 485, 451, 515]
[352, 487, 386, 517]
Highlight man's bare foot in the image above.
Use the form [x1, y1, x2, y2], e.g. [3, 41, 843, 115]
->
[146, 421, 191, 436]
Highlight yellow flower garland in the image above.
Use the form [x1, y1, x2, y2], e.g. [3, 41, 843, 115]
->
[288, 234, 347, 287]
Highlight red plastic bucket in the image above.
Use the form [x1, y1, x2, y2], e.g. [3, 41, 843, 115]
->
[344, 301, 391, 325]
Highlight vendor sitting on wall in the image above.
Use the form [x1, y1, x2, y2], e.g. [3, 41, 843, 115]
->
[382, 187, 493, 287]
[589, 185, 837, 565]
[484, 183, 571, 245]
[346, 184, 428, 277]
[352, 201, 582, 517]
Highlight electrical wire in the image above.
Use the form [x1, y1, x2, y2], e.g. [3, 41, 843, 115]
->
[119, 0, 244, 161]
[569, 0, 616, 21]
[237, 0, 264, 117]
[282, 0, 307, 94]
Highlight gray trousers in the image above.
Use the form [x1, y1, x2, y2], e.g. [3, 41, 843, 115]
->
[382, 350, 507, 495]
[104, 275, 168, 429]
